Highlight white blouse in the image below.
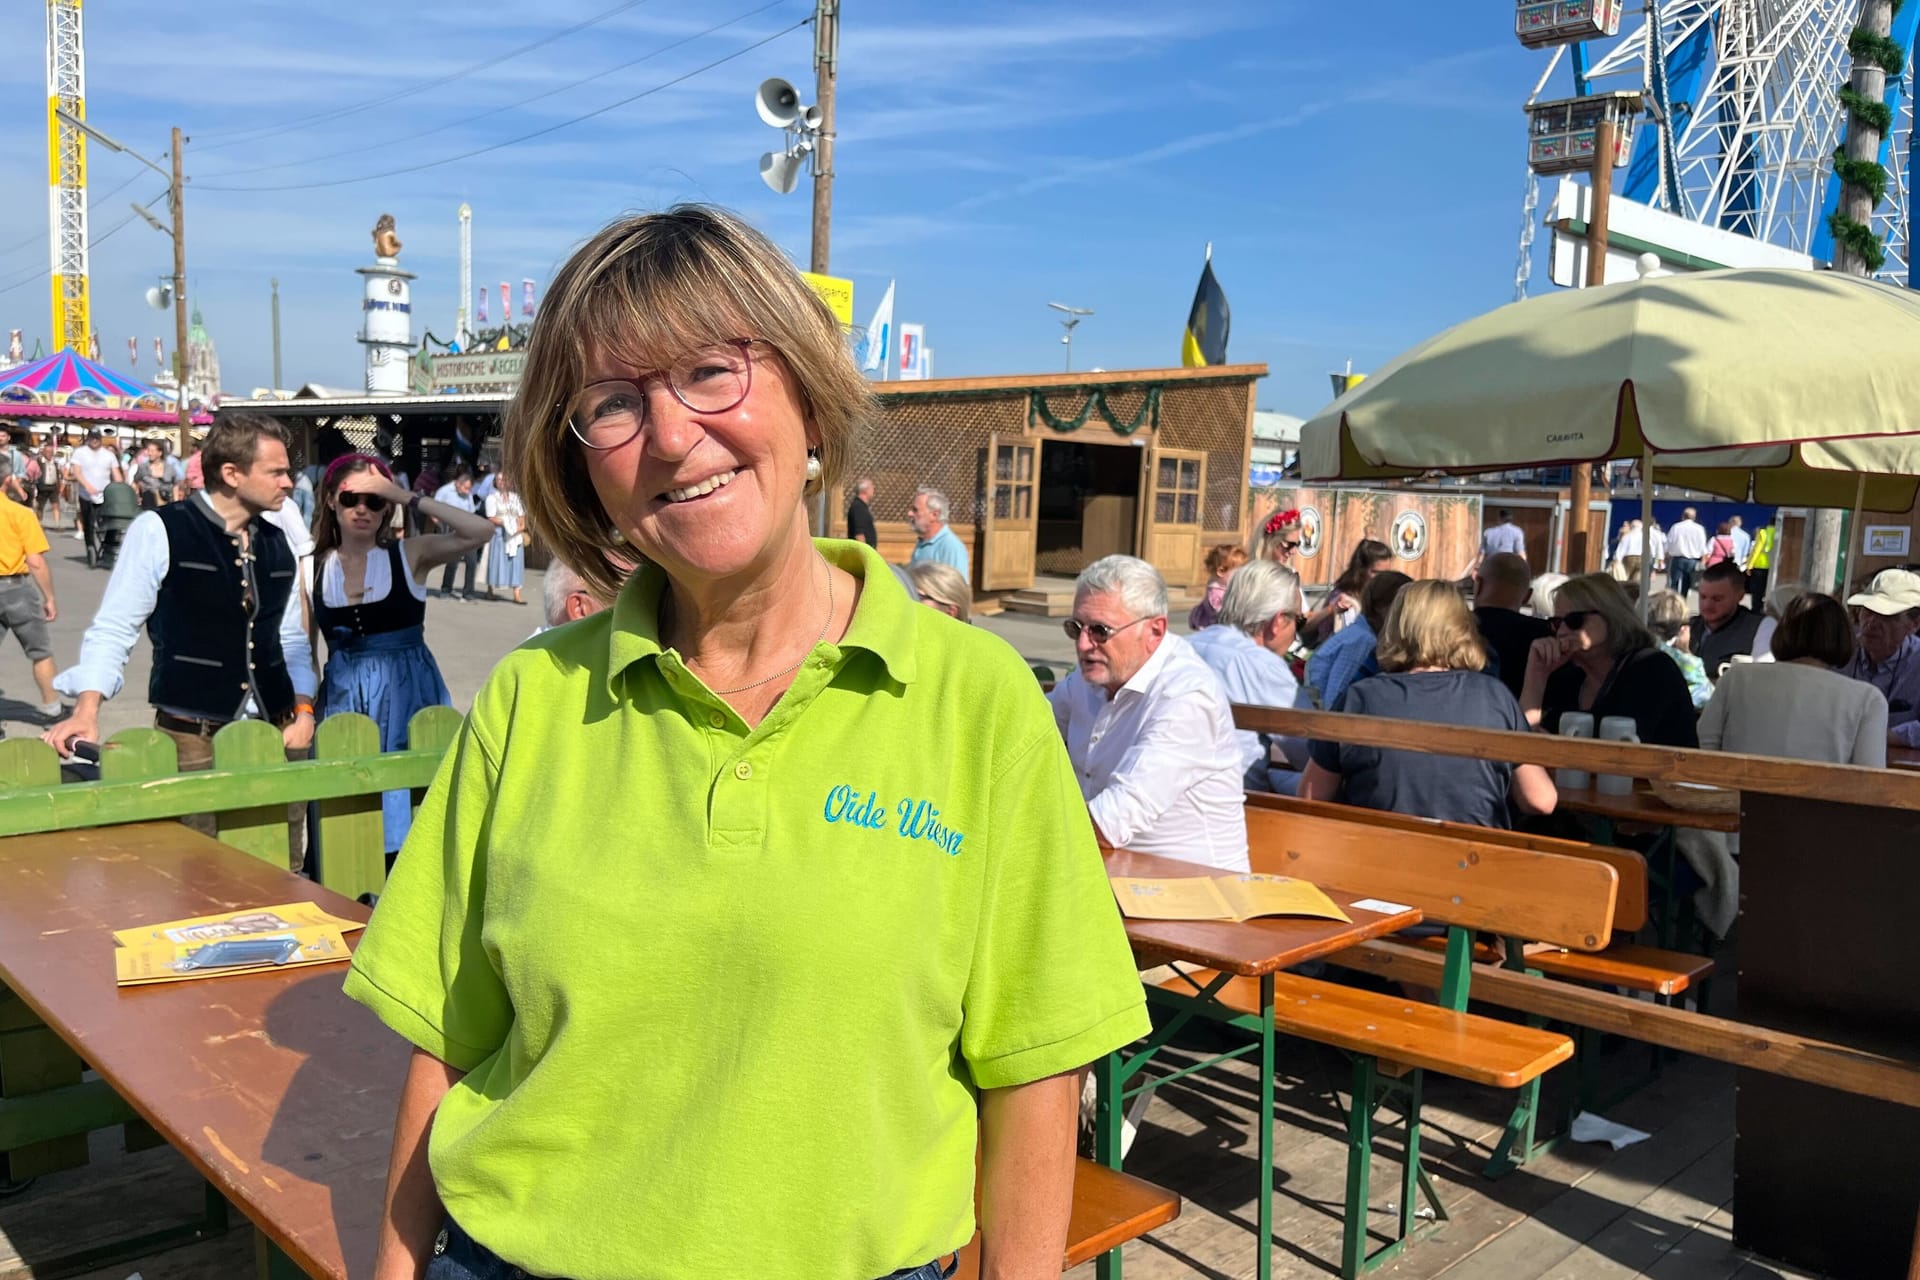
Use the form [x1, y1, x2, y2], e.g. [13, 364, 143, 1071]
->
[319, 541, 427, 609]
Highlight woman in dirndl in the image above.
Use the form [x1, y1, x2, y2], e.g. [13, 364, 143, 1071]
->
[483, 471, 527, 604]
[311, 454, 495, 853]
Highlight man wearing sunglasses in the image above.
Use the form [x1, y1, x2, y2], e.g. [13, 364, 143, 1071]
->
[1047, 555, 1248, 872]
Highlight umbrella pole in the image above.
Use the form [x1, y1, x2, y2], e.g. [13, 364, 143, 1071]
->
[1843, 471, 1868, 594]
[1639, 449, 1655, 619]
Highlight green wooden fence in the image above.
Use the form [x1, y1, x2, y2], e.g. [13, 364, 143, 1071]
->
[0, 706, 463, 1186]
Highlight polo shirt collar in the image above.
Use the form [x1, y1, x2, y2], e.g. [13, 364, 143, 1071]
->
[605, 538, 919, 696]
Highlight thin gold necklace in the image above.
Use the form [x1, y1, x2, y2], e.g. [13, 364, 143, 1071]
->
[682, 559, 835, 696]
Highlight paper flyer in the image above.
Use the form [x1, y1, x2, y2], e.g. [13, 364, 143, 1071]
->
[112, 903, 363, 986]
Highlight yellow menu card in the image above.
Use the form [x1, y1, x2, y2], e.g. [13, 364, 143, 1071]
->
[1110, 873, 1352, 924]
[112, 902, 365, 987]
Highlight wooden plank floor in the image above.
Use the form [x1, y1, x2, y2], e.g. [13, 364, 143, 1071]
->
[3, 1027, 1816, 1280]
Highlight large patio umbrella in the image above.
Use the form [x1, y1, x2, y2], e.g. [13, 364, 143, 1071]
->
[1299, 268, 1920, 594]
[0, 350, 212, 428]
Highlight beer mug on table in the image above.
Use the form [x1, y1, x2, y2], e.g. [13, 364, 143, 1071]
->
[1556, 712, 1595, 791]
[1596, 716, 1639, 796]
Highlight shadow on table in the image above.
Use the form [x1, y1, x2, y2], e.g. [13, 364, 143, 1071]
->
[259, 967, 407, 1278]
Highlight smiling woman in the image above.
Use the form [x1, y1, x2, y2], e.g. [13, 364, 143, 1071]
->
[341, 204, 1152, 1280]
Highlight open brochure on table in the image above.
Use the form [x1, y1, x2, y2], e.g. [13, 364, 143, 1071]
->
[113, 902, 364, 987]
[1109, 873, 1352, 924]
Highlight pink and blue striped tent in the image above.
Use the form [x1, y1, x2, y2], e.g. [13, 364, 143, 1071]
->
[0, 350, 211, 425]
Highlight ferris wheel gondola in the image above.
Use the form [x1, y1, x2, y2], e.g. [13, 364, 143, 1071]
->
[1513, 0, 1920, 290]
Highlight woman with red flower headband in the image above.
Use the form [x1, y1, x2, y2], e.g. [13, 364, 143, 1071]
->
[1257, 506, 1351, 643]
[311, 454, 494, 855]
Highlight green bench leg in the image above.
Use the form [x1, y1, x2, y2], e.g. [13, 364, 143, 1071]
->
[1256, 972, 1275, 1280]
[1340, 1055, 1377, 1280]
[1095, 1048, 1124, 1280]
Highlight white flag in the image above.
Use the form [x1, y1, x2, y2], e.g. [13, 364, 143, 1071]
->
[859, 280, 895, 373]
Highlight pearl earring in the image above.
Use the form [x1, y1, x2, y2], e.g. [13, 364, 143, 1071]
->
[805, 450, 822, 482]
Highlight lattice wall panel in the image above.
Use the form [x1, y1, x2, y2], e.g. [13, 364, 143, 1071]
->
[852, 393, 1027, 524]
[1156, 380, 1252, 532]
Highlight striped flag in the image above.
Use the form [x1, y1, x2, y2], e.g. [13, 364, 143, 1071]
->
[1180, 248, 1230, 368]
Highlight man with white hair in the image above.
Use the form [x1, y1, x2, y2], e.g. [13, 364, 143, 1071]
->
[536, 560, 612, 635]
[1186, 561, 1303, 791]
[907, 486, 970, 579]
[1048, 554, 1248, 871]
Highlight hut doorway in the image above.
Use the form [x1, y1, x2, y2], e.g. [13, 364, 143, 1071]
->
[1034, 438, 1140, 577]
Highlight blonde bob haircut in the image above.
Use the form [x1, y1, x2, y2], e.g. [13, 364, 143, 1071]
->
[505, 204, 874, 604]
[1375, 579, 1489, 674]
[1553, 572, 1657, 658]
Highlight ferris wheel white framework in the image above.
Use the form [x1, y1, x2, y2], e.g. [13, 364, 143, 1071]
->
[1515, 0, 1920, 293]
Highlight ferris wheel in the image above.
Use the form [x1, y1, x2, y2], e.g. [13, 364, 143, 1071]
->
[1514, 1, 1920, 291]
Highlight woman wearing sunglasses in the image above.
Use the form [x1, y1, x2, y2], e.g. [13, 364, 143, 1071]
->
[310, 453, 494, 854]
[343, 206, 1148, 1280]
[1519, 572, 1699, 749]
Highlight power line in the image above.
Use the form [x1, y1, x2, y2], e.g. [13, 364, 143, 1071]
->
[0, 190, 167, 301]
[200, 0, 793, 184]
[196, 18, 809, 193]
[0, 207, 142, 300]
[191, 0, 660, 152]
[0, 170, 147, 262]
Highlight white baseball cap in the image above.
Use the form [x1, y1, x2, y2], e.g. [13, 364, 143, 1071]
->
[1846, 569, 1920, 616]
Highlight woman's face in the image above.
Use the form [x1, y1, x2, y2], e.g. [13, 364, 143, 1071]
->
[578, 337, 812, 583]
[1270, 528, 1302, 566]
[330, 469, 389, 540]
[1551, 592, 1611, 659]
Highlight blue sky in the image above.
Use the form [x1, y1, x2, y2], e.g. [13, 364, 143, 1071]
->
[0, 1, 1556, 415]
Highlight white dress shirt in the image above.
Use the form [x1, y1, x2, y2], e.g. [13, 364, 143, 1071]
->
[54, 495, 317, 714]
[1667, 518, 1708, 560]
[1048, 632, 1249, 872]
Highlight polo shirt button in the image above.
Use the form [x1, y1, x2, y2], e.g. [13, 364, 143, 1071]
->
[733, 760, 753, 780]
[708, 710, 725, 728]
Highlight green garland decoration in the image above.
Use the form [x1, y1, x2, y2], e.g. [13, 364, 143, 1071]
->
[1831, 3, 1906, 272]
[1028, 386, 1161, 436]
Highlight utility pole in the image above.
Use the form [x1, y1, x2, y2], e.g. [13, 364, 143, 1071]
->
[1564, 116, 1616, 575]
[809, 0, 838, 273]
[169, 128, 190, 452]
[271, 278, 283, 391]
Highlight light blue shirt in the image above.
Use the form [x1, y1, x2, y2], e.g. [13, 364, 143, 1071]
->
[1481, 521, 1526, 559]
[54, 495, 317, 713]
[910, 524, 971, 579]
[1186, 624, 1298, 774]
[1730, 526, 1753, 564]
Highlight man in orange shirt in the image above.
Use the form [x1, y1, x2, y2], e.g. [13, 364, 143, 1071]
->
[0, 476, 60, 719]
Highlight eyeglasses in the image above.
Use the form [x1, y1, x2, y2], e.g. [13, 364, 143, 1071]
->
[1064, 616, 1152, 645]
[566, 338, 763, 450]
[337, 492, 389, 512]
[1547, 611, 1593, 632]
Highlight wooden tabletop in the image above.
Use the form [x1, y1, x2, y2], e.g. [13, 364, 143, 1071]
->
[1891, 747, 1920, 773]
[1556, 781, 1741, 834]
[0, 823, 393, 1280]
[1103, 849, 1422, 976]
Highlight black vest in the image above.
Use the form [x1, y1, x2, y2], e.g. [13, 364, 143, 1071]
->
[147, 499, 297, 722]
[1693, 606, 1766, 684]
[312, 542, 426, 651]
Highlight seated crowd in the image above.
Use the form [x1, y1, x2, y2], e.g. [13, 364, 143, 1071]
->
[1023, 531, 1912, 870]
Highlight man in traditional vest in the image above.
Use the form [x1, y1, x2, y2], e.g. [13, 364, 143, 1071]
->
[44, 416, 317, 848]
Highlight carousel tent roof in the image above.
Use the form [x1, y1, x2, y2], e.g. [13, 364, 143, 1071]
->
[0, 351, 211, 425]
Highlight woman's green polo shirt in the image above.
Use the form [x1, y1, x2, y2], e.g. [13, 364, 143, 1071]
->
[343, 539, 1151, 1280]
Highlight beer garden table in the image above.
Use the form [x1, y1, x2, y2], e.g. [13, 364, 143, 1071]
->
[1094, 848, 1422, 1280]
[0, 821, 394, 1279]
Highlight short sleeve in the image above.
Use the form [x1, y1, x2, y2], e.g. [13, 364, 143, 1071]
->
[343, 715, 513, 1071]
[1308, 682, 1368, 774]
[961, 725, 1149, 1090]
